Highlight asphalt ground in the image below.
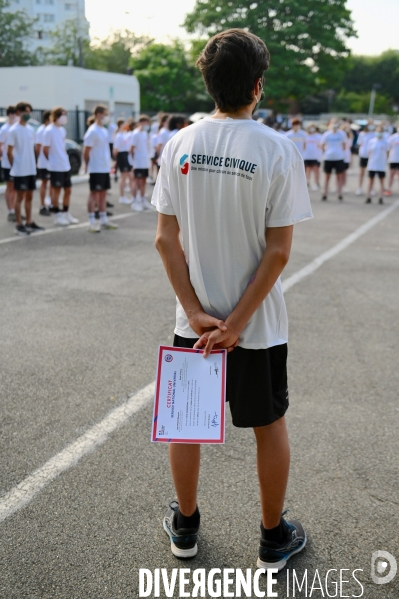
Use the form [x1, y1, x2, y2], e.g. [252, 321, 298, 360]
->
[0, 167, 398, 599]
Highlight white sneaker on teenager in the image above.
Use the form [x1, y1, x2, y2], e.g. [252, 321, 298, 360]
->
[131, 197, 144, 212]
[54, 212, 69, 226]
[65, 212, 79, 224]
[119, 196, 132, 205]
[370, 189, 376, 196]
[311, 184, 319, 191]
[88, 221, 101, 233]
[355, 188, 363, 195]
[141, 196, 155, 210]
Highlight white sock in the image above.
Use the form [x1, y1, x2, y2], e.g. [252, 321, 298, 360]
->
[9, 209, 15, 214]
[99, 211, 108, 224]
[88, 212, 95, 224]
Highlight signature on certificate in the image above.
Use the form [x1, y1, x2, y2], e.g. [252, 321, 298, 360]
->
[214, 362, 219, 377]
[211, 412, 219, 428]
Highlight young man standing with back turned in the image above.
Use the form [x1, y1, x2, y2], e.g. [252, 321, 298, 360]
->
[152, 29, 313, 570]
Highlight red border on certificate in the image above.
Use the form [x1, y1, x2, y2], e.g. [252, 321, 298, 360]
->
[151, 346, 226, 444]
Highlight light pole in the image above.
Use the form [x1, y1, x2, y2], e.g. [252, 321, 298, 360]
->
[368, 84, 380, 118]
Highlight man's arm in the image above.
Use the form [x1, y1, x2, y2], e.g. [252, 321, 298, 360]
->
[194, 225, 293, 356]
[83, 146, 91, 172]
[7, 145, 14, 167]
[155, 213, 228, 339]
[43, 145, 50, 160]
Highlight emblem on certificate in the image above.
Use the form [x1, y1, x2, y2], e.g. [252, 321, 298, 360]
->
[152, 346, 227, 444]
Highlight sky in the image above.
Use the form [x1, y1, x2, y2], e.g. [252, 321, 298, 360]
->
[85, 0, 398, 56]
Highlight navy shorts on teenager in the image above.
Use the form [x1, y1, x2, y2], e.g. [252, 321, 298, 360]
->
[174, 334, 289, 428]
[368, 170, 385, 179]
[116, 152, 132, 173]
[13, 175, 36, 191]
[304, 159, 318, 167]
[390, 162, 399, 171]
[324, 160, 345, 174]
[89, 173, 111, 191]
[2, 168, 13, 182]
[360, 157, 368, 168]
[37, 168, 50, 180]
[50, 170, 72, 188]
[134, 168, 149, 179]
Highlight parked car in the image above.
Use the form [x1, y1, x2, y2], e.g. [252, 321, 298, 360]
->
[0, 117, 82, 179]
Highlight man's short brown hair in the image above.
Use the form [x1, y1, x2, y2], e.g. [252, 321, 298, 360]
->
[196, 29, 270, 112]
[94, 104, 107, 116]
[16, 102, 33, 113]
[51, 106, 65, 122]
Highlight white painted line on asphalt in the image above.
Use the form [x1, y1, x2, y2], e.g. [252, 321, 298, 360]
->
[0, 209, 143, 245]
[1, 199, 398, 524]
[282, 199, 399, 293]
[0, 382, 155, 524]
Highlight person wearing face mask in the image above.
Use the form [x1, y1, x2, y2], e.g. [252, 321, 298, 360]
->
[340, 123, 353, 193]
[385, 124, 399, 196]
[0, 105, 18, 222]
[356, 123, 376, 195]
[320, 120, 347, 201]
[365, 127, 389, 205]
[7, 102, 44, 236]
[113, 119, 136, 205]
[130, 114, 153, 211]
[303, 123, 321, 190]
[83, 105, 118, 233]
[35, 110, 52, 216]
[285, 119, 306, 158]
[43, 107, 79, 226]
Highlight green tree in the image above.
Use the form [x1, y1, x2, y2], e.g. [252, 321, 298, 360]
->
[86, 30, 152, 74]
[342, 50, 399, 104]
[130, 41, 211, 113]
[184, 0, 357, 106]
[334, 90, 394, 115]
[35, 19, 90, 66]
[0, 0, 38, 66]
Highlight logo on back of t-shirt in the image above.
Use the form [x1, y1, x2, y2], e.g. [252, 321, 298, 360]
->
[179, 154, 189, 175]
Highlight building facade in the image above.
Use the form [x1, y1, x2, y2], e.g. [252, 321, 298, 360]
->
[5, 0, 89, 49]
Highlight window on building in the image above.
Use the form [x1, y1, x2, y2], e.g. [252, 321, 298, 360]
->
[43, 13, 55, 22]
[45, 0, 54, 4]
[65, 3, 75, 10]
[36, 0, 41, 4]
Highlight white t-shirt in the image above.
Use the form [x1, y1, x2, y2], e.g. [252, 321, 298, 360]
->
[303, 133, 321, 161]
[367, 138, 388, 172]
[36, 124, 49, 169]
[0, 122, 12, 169]
[358, 131, 375, 158]
[84, 123, 111, 174]
[113, 131, 131, 153]
[131, 129, 150, 169]
[8, 123, 36, 177]
[156, 127, 171, 165]
[343, 135, 352, 163]
[43, 124, 70, 172]
[388, 133, 399, 163]
[151, 117, 313, 349]
[321, 130, 346, 161]
[285, 129, 307, 157]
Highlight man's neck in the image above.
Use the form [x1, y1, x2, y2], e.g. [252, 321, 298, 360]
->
[212, 103, 255, 121]
[94, 119, 103, 126]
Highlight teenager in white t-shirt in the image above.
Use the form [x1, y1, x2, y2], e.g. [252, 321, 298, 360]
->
[385, 128, 399, 195]
[168, 114, 186, 141]
[356, 124, 376, 195]
[153, 29, 312, 569]
[7, 102, 44, 236]
[130, 114, 153, 211]
[149, 118, 159, 183]
[83, 105, 118, 232]
[113, 122, 135, 205]
[320, 121, 346, 201]
[303, 123, 321, 190]
[340, 123, 353, 193]
[43, 107, 78, 226]
[35, 110, 52, 216]
[285, 119, 307, 157]
[0, 105, 18, 221]
[365, 127, 389, 204]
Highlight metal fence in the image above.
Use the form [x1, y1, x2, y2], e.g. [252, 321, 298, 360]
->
[0, 108, 91, 144]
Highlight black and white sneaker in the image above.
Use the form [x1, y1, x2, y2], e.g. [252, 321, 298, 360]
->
[15, 224, 30, 236]
[257, 515, 307, 571]
[26, 222, 45, 233]
[39, 206, 51, 216]
[163, 501, 199, 558]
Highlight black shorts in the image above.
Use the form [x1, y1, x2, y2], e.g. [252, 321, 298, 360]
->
[324, 160, 345, 174]
[13, 175, 36, 191]
[109, 143, 113, 156]
[360, 157, 368, 168]
[368, 170, 385, 179]
[50, 171, 72, 188]
[343, 162, 349, 171]
[37, 168, 50, 180]
[89, 172, 111, 191]
[304, 159, 319, 167]
[2, 168, 13, 182]
[174, 334, 289, 428]
[116, 152, 132, 172]
[134, 168, 149, 179]
[390, 162, 399, 170]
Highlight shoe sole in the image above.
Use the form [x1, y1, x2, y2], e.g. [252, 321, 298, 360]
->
[162, 518, 198, 559]
[257, 535, 307, 572]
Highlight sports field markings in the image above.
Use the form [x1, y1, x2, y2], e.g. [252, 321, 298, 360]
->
[0, 198, 398, 524]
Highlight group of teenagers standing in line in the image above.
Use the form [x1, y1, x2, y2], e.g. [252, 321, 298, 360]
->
[283, 118, 399, 204]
